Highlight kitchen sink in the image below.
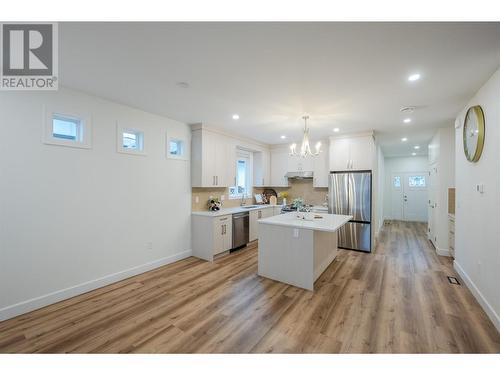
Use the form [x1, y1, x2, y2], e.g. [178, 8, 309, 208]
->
[241, 205, 259, 209]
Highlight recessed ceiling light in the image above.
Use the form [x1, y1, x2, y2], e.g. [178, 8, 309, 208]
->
[401, 137, 408, 142]
[280, 135, 286, 139]
[412, 152, 417, 156]
[333, 128, 340, 133]
[414, 145, 420, 149]
[403, 118, 412, 123]
[232, 114, 240, 120]
[408, 73, 421, 82]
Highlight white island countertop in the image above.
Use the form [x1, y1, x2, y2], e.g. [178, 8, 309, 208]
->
[258, 212, 352, 232]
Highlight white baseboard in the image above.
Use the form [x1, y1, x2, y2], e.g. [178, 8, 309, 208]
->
[0, 249, 192, 322]
[454, 260, 500, 333]
[436, 247, 450, 257]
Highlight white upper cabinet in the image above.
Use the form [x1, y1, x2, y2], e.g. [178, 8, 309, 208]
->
[288, 153, 314, 172]
[270, 148, 290, 187]
[313, 141, 329, 187]
[253, 150, 271, 187]
[191, 128, 231, 187]
[329, 133, 375, 171]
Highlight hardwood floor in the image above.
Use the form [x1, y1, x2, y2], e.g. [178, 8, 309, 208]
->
[1, 221, 499, 353]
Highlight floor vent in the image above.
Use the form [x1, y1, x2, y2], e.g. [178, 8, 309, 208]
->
[447, 276, 460, 285]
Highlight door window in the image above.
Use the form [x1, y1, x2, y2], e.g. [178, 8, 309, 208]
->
[408, 175, 426, 188]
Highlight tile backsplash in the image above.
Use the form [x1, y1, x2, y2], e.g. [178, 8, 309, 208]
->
[192, 179, 328, 211]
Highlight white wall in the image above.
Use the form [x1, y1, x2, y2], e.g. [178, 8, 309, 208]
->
[383, 156, 428, 221]
[0, 87, 192, 321]
[454, 67, 500, 332]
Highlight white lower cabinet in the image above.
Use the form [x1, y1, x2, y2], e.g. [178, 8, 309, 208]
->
[249, 207, 274, 242]
[273, 206, 282, 216]
[192, 214, 233, 261]
[213, 215, 232, 255]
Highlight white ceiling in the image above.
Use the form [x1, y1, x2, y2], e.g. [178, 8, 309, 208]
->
[59, 22, 500, 157]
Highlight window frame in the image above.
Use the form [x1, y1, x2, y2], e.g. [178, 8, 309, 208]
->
[43, 108, 92, 149]
[116, 124, 146, 156]
[229, 150, 253, 199]
[166, 134, 188, 161]
[408, 175, 426, 188]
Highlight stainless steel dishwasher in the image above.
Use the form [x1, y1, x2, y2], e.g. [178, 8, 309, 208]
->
[231, 211, 249, 250]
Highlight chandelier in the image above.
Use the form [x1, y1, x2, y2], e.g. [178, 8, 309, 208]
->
[289, 115, 321, 157]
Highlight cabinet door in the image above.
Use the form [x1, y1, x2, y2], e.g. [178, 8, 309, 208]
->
[253, 151, 270, 187]
[273, 207, 282, 216]
[213, 220, 224, 254]
[270, 150, 289, 187]
[223, 218, 232, 251]
[313, 142, 329, 187]
[329, 138, 350, 171]
[201, 131, 216, 187]
[349, 136, 375, 170]
[226, 141, 237, 188]
[213, 215, 231, 254]
[214, 135, 228, 187]
[262, 207, 274, 218]
[249, 210, 259, 242]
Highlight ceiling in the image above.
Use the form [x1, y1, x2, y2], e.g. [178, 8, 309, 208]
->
[59, 22, 500, 157]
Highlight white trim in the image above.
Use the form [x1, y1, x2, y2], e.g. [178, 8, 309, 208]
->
[436, 247, 450, 257]
[0, 249, 192, 322]
[116, 123, 146, 156]
[454, 260, 500, 333]
[43, 106, 92, 149]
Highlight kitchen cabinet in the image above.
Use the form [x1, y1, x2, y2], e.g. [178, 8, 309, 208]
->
[313, 141, 329, 188]
[192, 214, 233, 261]
[249, 206, 274, 242]
[253, 150, 271, 187]
[288, 153, 314, 172]
[270, 148, 290, 187]
[273, 206, 282, 216]
[329, 133, 375, 171]
[213, 215, 232, 255]
[191, 127, 230, 187]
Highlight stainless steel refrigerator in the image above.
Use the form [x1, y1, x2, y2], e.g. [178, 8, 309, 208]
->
[328, 171, 372, 252]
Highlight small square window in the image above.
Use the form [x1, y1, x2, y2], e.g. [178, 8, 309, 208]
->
[117, 126, 145, 155]
[52, 115, 81, 141]
[43, 110, 91, 149]
[169, 139, 183, 155]
[166, 135, 188, 160]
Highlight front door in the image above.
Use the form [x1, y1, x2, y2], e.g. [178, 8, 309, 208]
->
[392, 172, 428, 222]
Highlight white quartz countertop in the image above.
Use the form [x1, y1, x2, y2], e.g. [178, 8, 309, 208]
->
[192, 204, 282, 217]
[258, 212, 352, 233]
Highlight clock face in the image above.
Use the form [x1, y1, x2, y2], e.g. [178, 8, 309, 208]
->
[463, 105, 485, 162]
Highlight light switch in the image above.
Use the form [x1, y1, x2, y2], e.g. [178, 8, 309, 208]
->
[293, 228, 299, 238]
[476, 184, 485, 194]
[221, 195, 225, 201]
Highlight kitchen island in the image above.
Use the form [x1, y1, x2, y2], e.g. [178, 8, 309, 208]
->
[257, 212, 352, 291]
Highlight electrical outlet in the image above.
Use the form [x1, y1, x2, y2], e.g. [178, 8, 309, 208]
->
[221, 195, 225, 201]
[195, 196, 199, 204]
[293, 228, 299, 238]
[146, 242, 153, 250]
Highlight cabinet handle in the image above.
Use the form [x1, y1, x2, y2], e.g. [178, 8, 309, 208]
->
[216, 176, 218, 186]
[213, 176, 216, 185]
[262, 178, 264, 186]
[221, 224, 224, 235]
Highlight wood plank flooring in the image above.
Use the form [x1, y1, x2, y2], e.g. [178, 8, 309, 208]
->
[1, 221, 499, 353]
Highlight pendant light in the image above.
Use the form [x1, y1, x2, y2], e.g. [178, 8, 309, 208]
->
[289, 115, 321, 157]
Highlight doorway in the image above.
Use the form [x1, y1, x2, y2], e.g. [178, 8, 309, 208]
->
[391, 172, 428, 222]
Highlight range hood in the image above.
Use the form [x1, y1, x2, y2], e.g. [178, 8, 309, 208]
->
[285, 171, 314, 179]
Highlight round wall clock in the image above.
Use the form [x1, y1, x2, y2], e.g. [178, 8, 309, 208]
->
[463, 105, 485, 162]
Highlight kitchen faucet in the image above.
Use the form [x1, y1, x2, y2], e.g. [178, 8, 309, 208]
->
[240, 192, 247, 206]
